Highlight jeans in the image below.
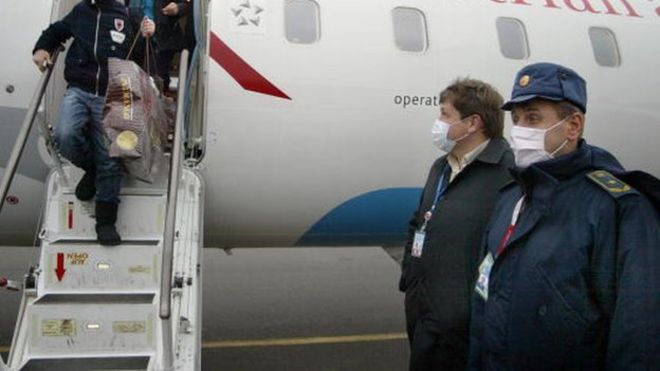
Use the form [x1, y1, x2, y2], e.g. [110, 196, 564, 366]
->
[54, 87, 121, 204]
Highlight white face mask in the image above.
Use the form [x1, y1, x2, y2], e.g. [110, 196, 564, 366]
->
[510, 118, 569, 168]
[431, 118, 470, 153]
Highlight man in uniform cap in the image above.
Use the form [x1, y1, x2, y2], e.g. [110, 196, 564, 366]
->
[468, 62, 660, 370]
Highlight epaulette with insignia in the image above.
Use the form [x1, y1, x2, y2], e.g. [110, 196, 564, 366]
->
[587, 170, 637, 199]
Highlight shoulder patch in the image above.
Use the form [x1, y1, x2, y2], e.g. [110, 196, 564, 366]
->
[587, 170, 637, 199]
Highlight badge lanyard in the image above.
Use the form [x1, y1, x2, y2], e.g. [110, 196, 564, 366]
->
[411, 165, 450, 258]
[419, 165, 450, 233]
[495, 196, 525, 257]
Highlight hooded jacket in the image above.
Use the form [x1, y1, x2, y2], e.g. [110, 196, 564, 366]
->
[33, 0, 143, 96]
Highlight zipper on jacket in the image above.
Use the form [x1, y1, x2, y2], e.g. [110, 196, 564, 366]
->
[94, 5, 102, 96]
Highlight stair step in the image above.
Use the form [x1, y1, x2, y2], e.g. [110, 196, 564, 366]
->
[22, 302, 157, 357]
[38, 243, 161, 295]
[43, 194, 166, 242]
[19, 355, 151, 371]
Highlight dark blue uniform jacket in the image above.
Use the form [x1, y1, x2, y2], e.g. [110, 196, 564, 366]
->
[469, 140, 660, 370]
[33, 0, 143, 96]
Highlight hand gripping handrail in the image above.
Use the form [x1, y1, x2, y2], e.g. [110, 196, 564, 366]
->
[159, 49, 189, 371]
[0, 47, 64, 213]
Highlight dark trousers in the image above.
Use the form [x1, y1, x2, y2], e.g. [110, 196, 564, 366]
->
[156, 49, 178, 93]
[405, 285, 469, 371]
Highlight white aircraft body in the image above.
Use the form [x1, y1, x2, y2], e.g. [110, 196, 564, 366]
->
[1, 0, 659, 247]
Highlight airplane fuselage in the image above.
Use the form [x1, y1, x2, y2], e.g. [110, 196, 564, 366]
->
[1, 0, 659, 246]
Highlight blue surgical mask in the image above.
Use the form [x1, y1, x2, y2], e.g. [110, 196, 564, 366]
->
[431, 118, 470, 153]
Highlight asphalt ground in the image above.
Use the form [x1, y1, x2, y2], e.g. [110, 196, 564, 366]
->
[0, 246, 409, 370]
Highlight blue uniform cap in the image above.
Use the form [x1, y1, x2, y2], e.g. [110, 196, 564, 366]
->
[502, 63, 587, 113]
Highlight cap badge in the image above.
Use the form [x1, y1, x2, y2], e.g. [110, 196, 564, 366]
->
[519, 75, 530, 87]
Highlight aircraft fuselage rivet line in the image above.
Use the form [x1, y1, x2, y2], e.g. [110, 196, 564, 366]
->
[200, 332, 407, 349]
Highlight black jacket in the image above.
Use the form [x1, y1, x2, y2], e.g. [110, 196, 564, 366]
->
[153, 0, 190, 52]
[469, 141, 660, 370]
[33, 0, 143, 96]
[400, 138, 514, 341]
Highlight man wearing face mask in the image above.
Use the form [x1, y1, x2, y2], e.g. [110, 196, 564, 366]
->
[468, 63, 660, 370]
[399, 78, 514, 371]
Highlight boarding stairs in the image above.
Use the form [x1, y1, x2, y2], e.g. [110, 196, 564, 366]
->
[0, 50, 203, 370]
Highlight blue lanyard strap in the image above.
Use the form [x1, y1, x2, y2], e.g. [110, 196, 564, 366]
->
[431, 166, 449, 211]
[421, 163, 450, 231]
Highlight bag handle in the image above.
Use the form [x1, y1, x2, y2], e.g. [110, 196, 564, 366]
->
[126, 31, 142, 61]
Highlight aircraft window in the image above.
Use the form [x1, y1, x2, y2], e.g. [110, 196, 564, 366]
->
[392, 7, 428, 53]
[589, 27, 620, 67]
[285, 0, 320, 44]
[495, 17, 529, 60]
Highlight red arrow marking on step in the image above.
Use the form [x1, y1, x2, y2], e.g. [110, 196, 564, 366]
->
[55, 253, 66, 282]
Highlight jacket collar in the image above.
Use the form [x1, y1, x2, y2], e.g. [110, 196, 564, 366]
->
[507, 140, 592, 213]
[474, 137, 511, 165]
[513, 139, 592, 183]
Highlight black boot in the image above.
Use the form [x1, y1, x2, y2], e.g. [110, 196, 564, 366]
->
[95, 201, 121, 246]
[75, 171, 96, 201]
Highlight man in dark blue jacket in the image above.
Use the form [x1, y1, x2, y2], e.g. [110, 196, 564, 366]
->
[32, 0, 154, 245]
[468, 62, 660, 370]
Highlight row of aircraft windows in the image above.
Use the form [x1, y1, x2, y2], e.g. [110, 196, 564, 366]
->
[284, 0, 621, 68]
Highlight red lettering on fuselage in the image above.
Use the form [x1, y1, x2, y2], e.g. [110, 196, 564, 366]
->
[543, 0, 562, 9]
[617, 0, 641, 17]
[600, 0, 622, 15]
[564, 0, 601, 14]
[491, 0, 645, 18]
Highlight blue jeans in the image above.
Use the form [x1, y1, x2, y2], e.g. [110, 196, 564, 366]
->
[54, 87, 121, 204]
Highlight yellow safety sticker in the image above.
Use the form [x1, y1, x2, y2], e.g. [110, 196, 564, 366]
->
[129, 265, 151, 273]
[67, 252, 89, 265]
[42, 319, 76, 337]
[113, 321, 146, 334]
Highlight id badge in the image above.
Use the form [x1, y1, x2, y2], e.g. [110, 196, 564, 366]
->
[411, 231, 425, 258]
[475, 252, 494, 301]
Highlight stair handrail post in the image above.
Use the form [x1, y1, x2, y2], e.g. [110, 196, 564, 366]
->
[159, 49, 189, 371]
[0, 46, 63, 213]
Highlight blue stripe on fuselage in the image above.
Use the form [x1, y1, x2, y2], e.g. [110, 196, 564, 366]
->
[296, 188, 422, 246]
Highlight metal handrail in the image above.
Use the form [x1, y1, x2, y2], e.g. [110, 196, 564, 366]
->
[159, 49, 189, 370]
[0, 47, 64, 213]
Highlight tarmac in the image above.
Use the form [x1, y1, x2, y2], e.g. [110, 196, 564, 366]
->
[0, 246, 408, 370]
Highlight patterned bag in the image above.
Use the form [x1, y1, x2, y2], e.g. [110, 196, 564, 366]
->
[103, 58, 171, 182]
